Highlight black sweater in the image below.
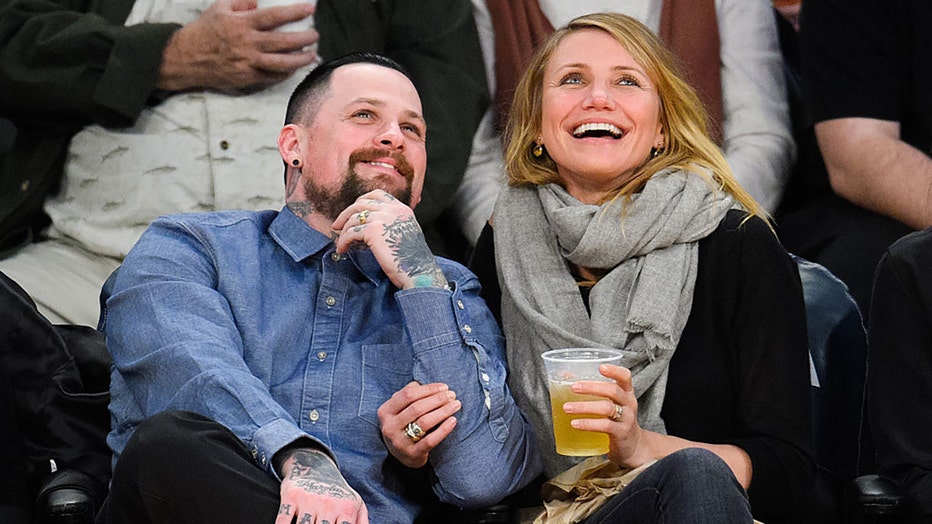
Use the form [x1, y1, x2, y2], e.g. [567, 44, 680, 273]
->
[470, 210, 814, 523]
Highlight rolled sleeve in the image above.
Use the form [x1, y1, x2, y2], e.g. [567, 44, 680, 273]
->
[396, 285, 467, 351]
[395, 268, 540, 507]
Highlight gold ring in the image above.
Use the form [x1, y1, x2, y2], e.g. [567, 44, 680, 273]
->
[357, 210, 370, 224]
[404, 421, 425, 442]
[611, 404, 624, 422]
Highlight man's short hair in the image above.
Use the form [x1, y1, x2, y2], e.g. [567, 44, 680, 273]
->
[284, 52, 412, 127]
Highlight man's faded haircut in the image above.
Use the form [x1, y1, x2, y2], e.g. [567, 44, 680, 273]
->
[284, 52, 412, 127]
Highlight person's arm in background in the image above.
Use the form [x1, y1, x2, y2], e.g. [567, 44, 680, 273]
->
[718, 0, 795, 213]
[0, 0, 317, 129]
[815, 118, 932, 230]
[801, 0, 932, 230]
[315, 0, 490, 238]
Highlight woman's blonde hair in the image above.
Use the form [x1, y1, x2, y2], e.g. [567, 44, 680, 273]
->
[503, 12, 767, 221]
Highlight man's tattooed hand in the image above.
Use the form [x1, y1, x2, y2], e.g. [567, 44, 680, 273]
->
[286, 450, 359, 500]
[276, 448, 368, 524]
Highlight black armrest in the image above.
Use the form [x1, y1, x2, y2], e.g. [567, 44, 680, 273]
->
[854, 474, 906, 516]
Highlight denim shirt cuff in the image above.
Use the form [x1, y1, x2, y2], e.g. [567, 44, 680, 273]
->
[395, 285, 470, 351]
[251, 418, 331, 479]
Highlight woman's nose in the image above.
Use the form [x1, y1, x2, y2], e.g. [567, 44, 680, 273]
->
[583, 83, 615, 110]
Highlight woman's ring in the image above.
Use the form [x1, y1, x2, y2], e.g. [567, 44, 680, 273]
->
[358, 210, 370, 224]
[611, 404, 624, 422]
[404, 421, 425, 442]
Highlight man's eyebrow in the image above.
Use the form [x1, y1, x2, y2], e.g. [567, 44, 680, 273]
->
[405, 109, 426, 125]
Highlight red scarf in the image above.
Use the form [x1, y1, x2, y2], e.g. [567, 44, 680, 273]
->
[487, 0, 723, 144]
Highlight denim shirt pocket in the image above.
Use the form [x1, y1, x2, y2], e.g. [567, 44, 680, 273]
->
[358, 343, 413, 427]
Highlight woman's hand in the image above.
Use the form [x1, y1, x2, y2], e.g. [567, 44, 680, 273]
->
[564, 364, 753, 487]
[561, 364, 653, 468]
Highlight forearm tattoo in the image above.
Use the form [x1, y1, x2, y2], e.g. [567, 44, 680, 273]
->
[382, 216, 446, 287]
[286, 450, 359, 501]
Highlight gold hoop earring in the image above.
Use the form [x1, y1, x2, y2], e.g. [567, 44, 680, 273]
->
[533, 143, 544, 158]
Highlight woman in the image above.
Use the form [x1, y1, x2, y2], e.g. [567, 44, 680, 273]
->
[469, 13, 812, 524]
[453, 0, 794, 246]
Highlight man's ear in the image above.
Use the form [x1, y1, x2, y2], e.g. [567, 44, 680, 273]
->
[278, 124, 303, 163]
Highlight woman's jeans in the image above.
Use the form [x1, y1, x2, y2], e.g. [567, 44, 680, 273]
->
[582, 448, 753, 523]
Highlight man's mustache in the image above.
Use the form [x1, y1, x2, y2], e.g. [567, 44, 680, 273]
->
[349, 148, 415, 182]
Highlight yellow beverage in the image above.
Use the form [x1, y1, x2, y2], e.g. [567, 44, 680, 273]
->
[549, 381, 609, 456]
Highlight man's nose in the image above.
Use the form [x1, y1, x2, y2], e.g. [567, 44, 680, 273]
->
[375, 123, 405, 150]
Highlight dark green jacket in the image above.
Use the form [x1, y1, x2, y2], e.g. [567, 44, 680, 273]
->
[0, 0, 489, 256]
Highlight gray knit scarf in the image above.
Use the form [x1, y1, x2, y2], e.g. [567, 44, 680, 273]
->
[494, 168, 734, 476]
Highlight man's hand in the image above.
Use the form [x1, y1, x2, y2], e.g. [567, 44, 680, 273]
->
[275, 448, 369, 524]
[378, 382, 460, 468]
[331, 190, 449, 291]
[158, 0, 318, 93]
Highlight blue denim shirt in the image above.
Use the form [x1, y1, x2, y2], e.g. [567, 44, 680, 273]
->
[104, 207, 540, 522]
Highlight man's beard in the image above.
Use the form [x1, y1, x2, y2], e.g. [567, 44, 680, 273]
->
[303, 149, 414, 221]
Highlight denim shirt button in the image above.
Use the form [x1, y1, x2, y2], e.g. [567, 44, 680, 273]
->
[325, 296, 336, 307]
[317, 351, 327, 361]
[463, 324, 472, 334]
[309, 409, 320, 422]
[331, 252, 341, 262]
[481, 373, 490, 382]
[456, 300, 465, 310]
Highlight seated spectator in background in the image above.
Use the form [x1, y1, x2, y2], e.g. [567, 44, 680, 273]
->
[778, 0, 929, 318]
[98, 53, 539, 523]
[867, 227, 932, 521]
[0, 270, 111, 524]
[454, 0, 794, 246]
[469, 13, 812, 524]
[0, 0, 487, 327]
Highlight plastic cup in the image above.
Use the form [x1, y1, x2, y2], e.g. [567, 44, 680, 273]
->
[542, 348, 624, 456]
[256, 0, 315, 32]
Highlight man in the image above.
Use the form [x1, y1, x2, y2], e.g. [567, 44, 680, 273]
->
[0, 0, 487, 326]
[867, 227, 932, 520]
[778, 0, 929, 317]
[97, 53, 539, 523]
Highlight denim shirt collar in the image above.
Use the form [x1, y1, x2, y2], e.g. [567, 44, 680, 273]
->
[269, 206, 384, 286]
